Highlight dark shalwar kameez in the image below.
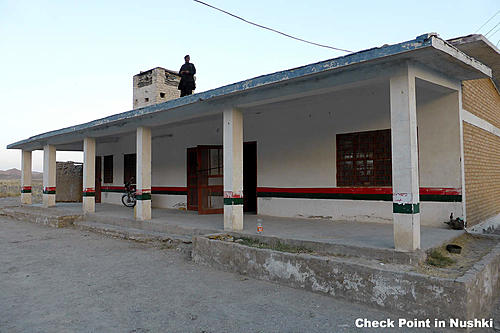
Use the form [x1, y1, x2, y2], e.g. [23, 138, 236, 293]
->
[178, 63, 196, 97]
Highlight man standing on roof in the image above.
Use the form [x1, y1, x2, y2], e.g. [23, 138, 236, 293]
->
[178, 55, 196, 97]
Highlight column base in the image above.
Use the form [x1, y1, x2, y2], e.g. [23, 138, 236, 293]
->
[393, 212, 421, 251]
[224, 205, 243, 231]
[21, 193, 32, 205]
[82, 196, 95, 213]
[43, 194, 56, 208]
[135, 200, 151, 220]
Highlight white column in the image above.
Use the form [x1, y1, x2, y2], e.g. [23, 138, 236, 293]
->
[82, 137, 96, 213]
[223, 108, 244, 231]
[390, 64, 420, 251]
[42, 144, 56, 207]
[135, 126, 152, 220]
[21, 150, 32, 204]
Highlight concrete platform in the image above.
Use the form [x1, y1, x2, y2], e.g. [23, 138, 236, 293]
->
[193, 233, 500, 321]
[1, 204, 83, 228]
[84, 203, 463, 251]
[0, 201, 463, 261]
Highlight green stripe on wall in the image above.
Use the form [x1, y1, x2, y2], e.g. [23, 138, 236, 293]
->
[258, 192, 461, 202]
[136, 193, 152, 200]
[43, 190, 56, 195]
[420, 194, 461, 202]
[393, 203, 420, 214]
[152, 190, 187, 195]
[224, 198, 244, 205]
[21, 189, 32, 193]
[82, 192, 95, 197]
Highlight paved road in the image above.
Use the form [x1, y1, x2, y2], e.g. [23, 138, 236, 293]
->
[0, 215, 497, 333]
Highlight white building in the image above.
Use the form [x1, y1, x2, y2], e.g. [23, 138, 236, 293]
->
[9, 33, 499, 252]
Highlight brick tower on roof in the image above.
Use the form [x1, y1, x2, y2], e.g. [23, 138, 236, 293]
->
[133, 67, 181, 109]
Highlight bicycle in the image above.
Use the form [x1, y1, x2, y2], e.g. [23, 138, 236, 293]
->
[121, 177, 136, 208]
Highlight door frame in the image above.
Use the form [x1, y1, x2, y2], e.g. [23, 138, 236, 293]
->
[186, 142, 257, 214]
[95, 156, 102, 203]
[186, 147, 198, 211]
[197, 145, 223, 214]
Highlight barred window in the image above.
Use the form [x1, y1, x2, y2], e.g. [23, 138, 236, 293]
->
[336, 129, 392, 186]
[103, 155, 113, 183]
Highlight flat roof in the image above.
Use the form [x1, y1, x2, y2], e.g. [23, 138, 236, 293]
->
[448, 34, 500, 90]
[8, 33, 491, 151]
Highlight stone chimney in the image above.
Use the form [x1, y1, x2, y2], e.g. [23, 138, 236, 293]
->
[133, 67, 181, 109]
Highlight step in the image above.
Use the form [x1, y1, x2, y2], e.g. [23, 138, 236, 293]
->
[74, 220, 193, 244]
[1, 205, 82, 228]
[84, 212, 219, 237]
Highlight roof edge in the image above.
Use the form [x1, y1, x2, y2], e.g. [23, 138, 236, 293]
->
[7, 33, 490, 150]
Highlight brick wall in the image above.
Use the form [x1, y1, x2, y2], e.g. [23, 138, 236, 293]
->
[462, 78, 500, 128]
[463, 78, 500, 226]
[56, 161, 83, 202]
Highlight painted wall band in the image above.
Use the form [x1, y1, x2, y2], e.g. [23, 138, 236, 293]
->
[136, 193, 152, 200]
[224, 198, 244, 205]
[82, 192, 95, 197]
[101, 186, 187, 195]
[393, 203, 420, 214]
[21, 186, 32, 193]
[100, 186, 460, 202]
[257, 187, 461, 202]
[43, 186, 56, 195]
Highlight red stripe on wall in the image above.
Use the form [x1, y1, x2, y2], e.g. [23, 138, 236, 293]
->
[101, 186, 126, 191]
[152, 186, 187, 192]
[101, 186, 188, 192]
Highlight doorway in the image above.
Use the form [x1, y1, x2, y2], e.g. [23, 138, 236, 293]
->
[186, 142, 257, 214]
[243, 141, 257, 213]
[95, 156, 102, 203]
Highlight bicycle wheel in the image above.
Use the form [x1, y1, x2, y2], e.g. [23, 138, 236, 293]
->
[121, 193, 136, 208]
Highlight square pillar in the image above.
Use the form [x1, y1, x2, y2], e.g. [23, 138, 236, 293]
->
[135, 126, 151, 220]
[223, 108, 243, 231]
[390, 65, 420, 251]
[21, 150, 32, 205]
[82, 137, 96, 213]
[42, 144, 56, 207]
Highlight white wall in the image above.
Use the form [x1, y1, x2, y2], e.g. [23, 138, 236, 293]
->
[95, 79, 462, 227]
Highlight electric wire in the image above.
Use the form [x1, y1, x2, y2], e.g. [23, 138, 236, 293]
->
[193, 0, 352, 53]
[475, 10, 500, 33]
[487, 25, 500, 38]
[485, 21, 500, 37]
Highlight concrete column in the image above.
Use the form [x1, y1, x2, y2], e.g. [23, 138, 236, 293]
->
[21, 150, 32, 204]
[82, 137, 96, 213]
[42, 144, 56, 207]
[135, 126, 152, 220]
[223, 108, 244, 231]
[390, 65, 420, 251]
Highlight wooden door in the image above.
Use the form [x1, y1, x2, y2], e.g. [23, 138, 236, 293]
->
[187, 148, 198, 211]
[95, 156, 102, 203]
[197, 145, 223, 214]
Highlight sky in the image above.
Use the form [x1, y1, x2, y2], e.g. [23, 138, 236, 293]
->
[0, 0, 498, 171]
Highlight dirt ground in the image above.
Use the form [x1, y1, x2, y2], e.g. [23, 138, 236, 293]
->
[416, 233, 499, 278]
[0, 215, 419, 333]
[0, 199, 499, 332]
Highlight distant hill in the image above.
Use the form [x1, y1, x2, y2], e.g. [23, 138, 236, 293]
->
[0, 168, 43, 180]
